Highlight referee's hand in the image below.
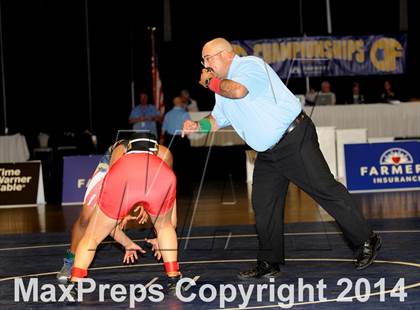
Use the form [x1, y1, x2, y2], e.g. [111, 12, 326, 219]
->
[182, 120, 199, 137]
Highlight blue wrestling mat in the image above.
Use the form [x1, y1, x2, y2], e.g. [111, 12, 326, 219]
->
[0, 218, 419, 309]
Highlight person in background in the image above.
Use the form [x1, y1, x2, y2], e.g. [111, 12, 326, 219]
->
[305, 81, 336, 106]
[346, 82, 365, 104]
[129, 92, 161, 137]
[161, 96, 192, 193]
[319, 80, 337, 105]
[181, 89, 199, 112]
[381, 80, 398, 103]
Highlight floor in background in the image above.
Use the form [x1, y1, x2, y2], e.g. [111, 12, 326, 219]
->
[0, 180, 419, 234]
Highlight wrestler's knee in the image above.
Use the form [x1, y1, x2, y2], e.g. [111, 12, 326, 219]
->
[78, 213, 90, 229]
[78, 203, 96, 228]
[153, 214, 174, 231]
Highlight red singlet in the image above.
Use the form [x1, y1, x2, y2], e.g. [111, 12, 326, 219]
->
[98, 153, 176, 219]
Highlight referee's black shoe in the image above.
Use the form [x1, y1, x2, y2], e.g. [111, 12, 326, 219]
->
[238, 260, 281, 280]
[355, 233, 382, 270]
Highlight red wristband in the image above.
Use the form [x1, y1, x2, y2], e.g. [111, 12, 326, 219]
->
[164, 261, 179, 274]
[72, 267, 88, 278]
[208, 77, 221, 94]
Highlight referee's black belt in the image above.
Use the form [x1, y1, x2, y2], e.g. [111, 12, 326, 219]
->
[269, 111, 307, 150]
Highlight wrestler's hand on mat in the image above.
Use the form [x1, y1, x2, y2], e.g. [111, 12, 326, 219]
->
[123, 243, 146, 264]
[144, 238, 162, 261]
[182, 120, 199, 137]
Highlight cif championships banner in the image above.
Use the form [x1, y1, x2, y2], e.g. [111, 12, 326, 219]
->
[62, 155, 102, 205]
[231, 34, 407, 78]
[344, 141, 420, 193]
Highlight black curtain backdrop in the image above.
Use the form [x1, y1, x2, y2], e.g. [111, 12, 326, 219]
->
[0, 0, 418, 153]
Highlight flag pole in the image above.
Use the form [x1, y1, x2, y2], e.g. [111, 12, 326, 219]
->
[149, 25, 156, 106]
[148, 26, 165, 116]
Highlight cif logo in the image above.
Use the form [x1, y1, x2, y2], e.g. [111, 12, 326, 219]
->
[370, 37, 404, 72]
[379, 148, 413, 166]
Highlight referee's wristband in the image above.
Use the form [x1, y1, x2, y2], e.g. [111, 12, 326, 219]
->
[198, 118, 212, 133]
[208, 77, 221, 94]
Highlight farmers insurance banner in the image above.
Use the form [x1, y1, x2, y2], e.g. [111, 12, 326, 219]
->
[344, 141, 420, 193]
[231, 34, 407, 78]
[62, 155, 102, 205]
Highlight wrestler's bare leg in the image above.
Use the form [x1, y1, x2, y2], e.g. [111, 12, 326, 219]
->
[68, 141, 124, 255]
[70, 206, 119, 281]
[149, 201, 179, 276]
[157, 145, 173, 168]
[70, 204, 95, 254]
[58, 192, 100, 282]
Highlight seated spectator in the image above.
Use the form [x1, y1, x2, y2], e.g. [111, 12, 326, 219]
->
[381, 80, 398, 103]
[305, 81, 336, 106]
[180, 89, 199, 112]
[319, 80, 336, 105]
[346, 82, 365, 104]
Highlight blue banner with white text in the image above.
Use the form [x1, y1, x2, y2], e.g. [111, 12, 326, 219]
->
[62, 155, 102, 205]
[231, 34, 407, 78]
[344, 141, 420, 193]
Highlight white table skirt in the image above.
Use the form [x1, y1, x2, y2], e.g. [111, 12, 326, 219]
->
[0, 134, 30, 163]
[188, 101, 420, 147]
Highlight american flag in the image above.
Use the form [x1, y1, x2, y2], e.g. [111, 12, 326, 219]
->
[150, 27, 165, 116]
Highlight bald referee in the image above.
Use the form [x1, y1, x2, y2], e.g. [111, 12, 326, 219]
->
[183, 37, 381, 280]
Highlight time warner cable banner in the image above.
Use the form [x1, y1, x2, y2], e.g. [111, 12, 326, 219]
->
[344, 141, 420, 193]
[231, 34, 406, 78]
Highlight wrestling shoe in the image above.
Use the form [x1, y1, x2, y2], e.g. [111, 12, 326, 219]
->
[57, 253, 74, 283]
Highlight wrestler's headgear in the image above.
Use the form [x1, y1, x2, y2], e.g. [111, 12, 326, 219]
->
[127, 132, 159, 154]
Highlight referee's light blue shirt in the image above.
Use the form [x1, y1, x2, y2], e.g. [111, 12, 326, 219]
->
[211, 55, 301, 152]
[162, 107, 191, 136]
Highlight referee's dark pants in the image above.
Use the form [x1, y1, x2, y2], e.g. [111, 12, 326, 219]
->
[252, 115, 373, 264]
